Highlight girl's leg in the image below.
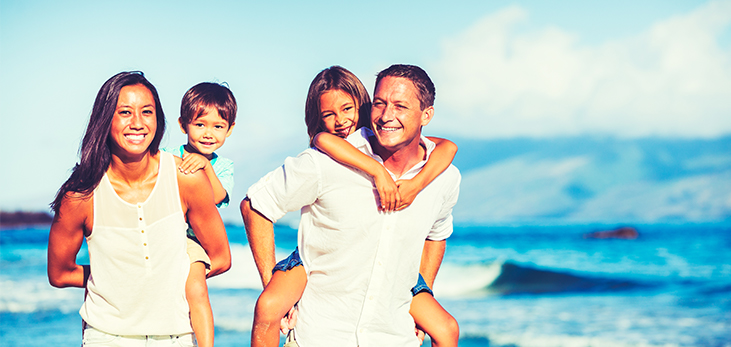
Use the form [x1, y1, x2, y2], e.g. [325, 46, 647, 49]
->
[186, 261, 213, 347]
[252, 265, 307, 347]
[410, 292, 459, 347]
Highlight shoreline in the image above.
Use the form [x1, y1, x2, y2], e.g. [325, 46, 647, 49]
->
[0, 210, 53, 229]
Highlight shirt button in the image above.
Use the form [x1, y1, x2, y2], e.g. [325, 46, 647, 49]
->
[141, 230, 145, 233]
[143, 243, 147, 246]
[369, 296, 374, 300]
[139, 217, 143, 221]
[145, 256, 149, 260]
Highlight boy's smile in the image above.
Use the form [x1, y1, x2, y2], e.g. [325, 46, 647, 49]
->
[179, 108, 234, 159]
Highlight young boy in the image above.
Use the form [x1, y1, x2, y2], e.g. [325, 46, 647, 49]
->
[165, 82, 237, 347]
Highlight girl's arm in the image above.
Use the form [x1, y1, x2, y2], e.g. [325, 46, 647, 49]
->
[396, 137, 457, 210]
[313, 132, 400, 212]
[47, 193, 91, 288]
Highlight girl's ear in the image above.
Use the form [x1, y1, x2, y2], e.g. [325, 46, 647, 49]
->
[178, 118, 187, 134]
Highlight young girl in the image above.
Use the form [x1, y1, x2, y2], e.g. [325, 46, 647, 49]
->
[251, 66, 459, 347]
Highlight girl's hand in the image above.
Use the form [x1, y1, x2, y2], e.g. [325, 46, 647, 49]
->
[395, 179, 421, 210]
[374, 171, 400, 212]
[179, 152, 209, 174]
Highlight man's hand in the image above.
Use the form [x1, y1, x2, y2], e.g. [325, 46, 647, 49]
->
[280, 305, 298, 335]
[415, 327, 425, 345]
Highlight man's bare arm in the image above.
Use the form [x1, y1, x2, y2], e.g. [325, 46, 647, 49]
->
[419, 239, 446, 288]
[240, 197, 276, 287]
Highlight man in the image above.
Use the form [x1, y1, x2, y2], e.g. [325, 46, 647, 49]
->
[241, 64, 460, 346]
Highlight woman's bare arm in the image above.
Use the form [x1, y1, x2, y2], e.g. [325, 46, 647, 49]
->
[47, 193, 92, 288]
[179, 170, 231, 277]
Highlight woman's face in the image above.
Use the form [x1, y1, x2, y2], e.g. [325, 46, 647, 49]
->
[109, 84, 157, 158]
[319, 89, 359, 138]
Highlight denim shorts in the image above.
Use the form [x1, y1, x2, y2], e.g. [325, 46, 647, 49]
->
[82, 325, 196, 346]
[274, 247, 432, 297]
[411, 273, 434, 296]
[272, 247, 303, 274]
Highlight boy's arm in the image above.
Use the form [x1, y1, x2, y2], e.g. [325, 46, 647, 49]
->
[396, 137, 457, 210]
[179, 170, 231, 277]
[313, 132, 400, 211]
[179, 152, 229, 205]
[240, 197, 276, 287]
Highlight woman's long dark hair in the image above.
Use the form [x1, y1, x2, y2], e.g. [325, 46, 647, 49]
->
[304, 66, 371, 146]
[50, 71, 165, 213]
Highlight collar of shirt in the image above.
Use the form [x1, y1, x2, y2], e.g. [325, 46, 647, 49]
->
[346, 127, 436, 180]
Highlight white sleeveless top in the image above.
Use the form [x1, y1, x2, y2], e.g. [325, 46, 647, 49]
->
[80, 152, 192, 335]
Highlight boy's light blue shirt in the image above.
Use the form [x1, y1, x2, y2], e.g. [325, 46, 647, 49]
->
[162, 145, 234, 209]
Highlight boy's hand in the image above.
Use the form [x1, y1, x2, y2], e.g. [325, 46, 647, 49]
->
[179, 152, 210, 174]
[374, 171, 400, 212]
[395, 179, 421, 210]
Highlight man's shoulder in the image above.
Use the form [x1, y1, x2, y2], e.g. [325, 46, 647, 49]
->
[440, 164, 461, 183]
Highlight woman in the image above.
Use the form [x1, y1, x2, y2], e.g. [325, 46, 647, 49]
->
[48, 71, 231, 346]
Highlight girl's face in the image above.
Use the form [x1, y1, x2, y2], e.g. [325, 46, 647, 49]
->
[109, 84, 157, 158]
[319, 89, 359, 138]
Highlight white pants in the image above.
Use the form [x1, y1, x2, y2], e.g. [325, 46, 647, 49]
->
[83, 325, 196, 347]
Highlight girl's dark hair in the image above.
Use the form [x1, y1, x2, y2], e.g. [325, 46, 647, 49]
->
[179, 82, 237, 126]
[51, 71, 165, 213]
[304, 66, 371, 146]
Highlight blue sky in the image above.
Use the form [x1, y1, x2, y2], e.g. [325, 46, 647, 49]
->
[1, 0, 729, 218]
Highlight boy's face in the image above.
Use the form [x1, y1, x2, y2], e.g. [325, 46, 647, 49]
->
[179, 108, 234, 157]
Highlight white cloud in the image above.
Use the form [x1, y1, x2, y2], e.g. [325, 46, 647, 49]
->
[431, 1, 731, 139]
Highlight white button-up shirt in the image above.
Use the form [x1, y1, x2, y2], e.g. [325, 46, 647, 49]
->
[247, 128, 460, 347]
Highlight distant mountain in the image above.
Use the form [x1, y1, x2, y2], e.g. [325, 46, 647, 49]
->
[450, 136, 731, 224]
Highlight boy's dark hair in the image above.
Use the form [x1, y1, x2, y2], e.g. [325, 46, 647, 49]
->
[51, 71, 165, 213]
[375, 64, 435, 110]
[180, 82, 237, 125]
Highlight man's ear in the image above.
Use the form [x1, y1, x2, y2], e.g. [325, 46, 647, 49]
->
[178, 118, 187, 134]
[420, 106, 434, 126]
[226, 122, 235, 138]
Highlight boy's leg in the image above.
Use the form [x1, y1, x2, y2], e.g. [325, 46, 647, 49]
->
[252, 265, 307, 347]
[187, 261, 213, 347]
[410, 292, 459, 347]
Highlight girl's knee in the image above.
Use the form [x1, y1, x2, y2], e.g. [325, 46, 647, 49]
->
[254, 290, 287, 323]
[438, 314, 460, 344]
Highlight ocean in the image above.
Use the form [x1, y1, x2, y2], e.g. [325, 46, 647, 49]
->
[1, 223, 729, 347]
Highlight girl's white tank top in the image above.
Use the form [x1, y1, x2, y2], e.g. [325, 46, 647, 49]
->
[80, 151, 192, 335]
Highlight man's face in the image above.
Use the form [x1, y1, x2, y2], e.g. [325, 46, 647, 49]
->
[370, 76, 433, 154]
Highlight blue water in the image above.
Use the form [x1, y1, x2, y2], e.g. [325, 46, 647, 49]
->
[1, 223, 730, 347]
